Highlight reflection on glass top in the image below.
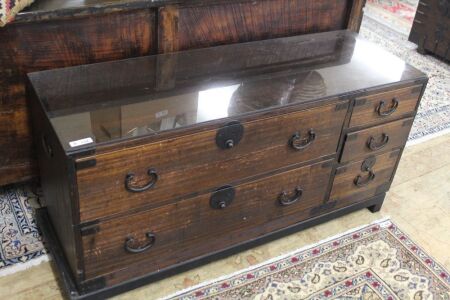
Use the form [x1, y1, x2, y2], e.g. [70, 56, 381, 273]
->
[28, 30, 425, 152]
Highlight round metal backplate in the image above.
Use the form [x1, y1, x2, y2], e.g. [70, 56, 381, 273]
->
[210, 185, 235, 209]
[215, 121, 244, 150]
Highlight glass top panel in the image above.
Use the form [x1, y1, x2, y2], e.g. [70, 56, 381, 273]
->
[28, 30, 425, 153]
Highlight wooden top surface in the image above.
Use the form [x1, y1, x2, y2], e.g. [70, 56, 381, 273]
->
[28, 30, 426, 154]
[16, 0, 255, 23]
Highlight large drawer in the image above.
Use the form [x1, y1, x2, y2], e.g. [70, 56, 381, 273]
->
[76, 102, 347, 222]
[349, 85, 421, 128]
[340, 117, 412, 163]
[81, 159, 333, 280]
[331, 149, 401, 205]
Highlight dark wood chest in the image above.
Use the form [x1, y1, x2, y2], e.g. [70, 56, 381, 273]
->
[28, 30, 427, 299]
[409, 0, 450, 60]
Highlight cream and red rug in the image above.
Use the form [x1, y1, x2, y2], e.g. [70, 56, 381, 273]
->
[166, 219, 450, 300]
[0, 0, 34, 26]
[364, 0, 418, 35]
[0, 185, 47, 277]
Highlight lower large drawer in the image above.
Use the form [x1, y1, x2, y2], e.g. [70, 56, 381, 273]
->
[81, 159, 333, 280]
[331, 149, 401, 206]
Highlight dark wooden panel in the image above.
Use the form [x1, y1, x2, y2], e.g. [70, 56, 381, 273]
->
[340, 117, 413, 163]
[408, 0, 450, 60]
[76, 102, 347, 222]
[158, 0, 352, 52]
[0, 106, 32, 169]
[0, 73, 35, 184]
[347, 0, 367, 32]
[331, 149, 400, 203]
[81, 159, 333, 280]
[349, 84, 422, 128]
[17, 0, 366, 33]
[1, 11, 155, 72]
[27, 85, 81, 280]
[0, 10, 156, 186]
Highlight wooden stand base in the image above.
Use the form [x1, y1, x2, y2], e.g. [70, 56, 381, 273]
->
[36, 193, 386, 300]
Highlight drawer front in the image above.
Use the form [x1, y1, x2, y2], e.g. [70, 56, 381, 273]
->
[349, 85, 422, 128]
[81, 159, 333, 280]
[77, 102, 347, 222]
[331, 149, 400, 205]
[340, 117, 412, 163]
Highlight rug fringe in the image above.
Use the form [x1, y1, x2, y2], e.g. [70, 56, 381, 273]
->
[161, 217, 392, 300]
[406, 127, 450, 147]
[0, 254, 50, 278]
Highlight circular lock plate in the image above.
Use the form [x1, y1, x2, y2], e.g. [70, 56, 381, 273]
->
[210, 185, 235, 209]
[216, 121, 244, 149]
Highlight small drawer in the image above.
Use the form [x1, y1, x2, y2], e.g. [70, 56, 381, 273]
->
[76, 102, 347, 222]
[349, 85, 422, 128]
[81, 159, 333, 280]
[340, 117, 412, 163]
[331, 149, 400, 205]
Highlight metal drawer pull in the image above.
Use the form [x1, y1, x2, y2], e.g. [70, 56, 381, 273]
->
[125, 232, 156, 254]
[376, 98, 399, 116]
[278, 187, 303, 206]
[354, 171, 376, 187]
[125, 168, 158, 193]
[367, 133, 389, 151]
[289, 129, 316, 150]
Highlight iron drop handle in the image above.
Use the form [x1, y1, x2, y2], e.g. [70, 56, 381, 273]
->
[289, 129, 316, 150]
[278, 187, 303, 206]
[376, 98, 399, 117]
[125, 168, 158, 193]
[367, 133, 389, 151]
[354, 171, 376, 187]
[125, 232, 156, 254]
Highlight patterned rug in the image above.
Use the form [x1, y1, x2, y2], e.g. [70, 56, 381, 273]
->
[166, 219, 450, 299]
[364, 0, 418, 35]
[0, 0, 34, 26]
[0, 185, 47, 277]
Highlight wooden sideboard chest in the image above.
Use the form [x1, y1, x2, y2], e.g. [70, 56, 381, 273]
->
[28, 30, 427, 299]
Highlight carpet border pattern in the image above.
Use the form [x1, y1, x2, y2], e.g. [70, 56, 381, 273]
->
[165, 219, 450, 299]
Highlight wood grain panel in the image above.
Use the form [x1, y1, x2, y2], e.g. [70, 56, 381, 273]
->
[0, 10, 155, 186]
[331, 149, 400, 204]
[82, 159, 333, 280]
[408, 0, 450, 60]
[349, 85, 422, 128]
[340, 117, 413, 163]
[27, 86, 81, 279]
[1, 11, 154, 72]
[76, 102, 347, 222]
[347, 0, 367, 32]
[158, 0, 351, 52]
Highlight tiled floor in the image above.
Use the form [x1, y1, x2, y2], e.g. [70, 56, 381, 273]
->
[0, 133, 449, 300]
